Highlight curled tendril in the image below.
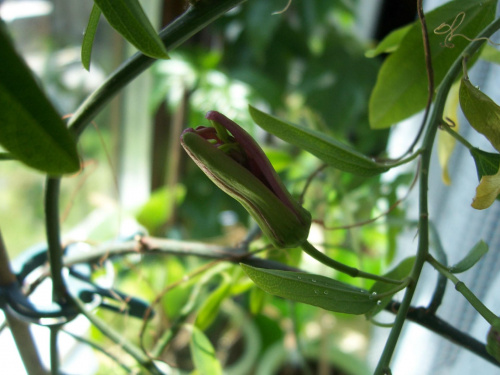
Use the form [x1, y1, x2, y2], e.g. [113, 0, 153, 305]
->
[434, 11, 500, 48]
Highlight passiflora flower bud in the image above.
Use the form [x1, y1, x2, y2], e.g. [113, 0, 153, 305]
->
[181, 111, 311, 248]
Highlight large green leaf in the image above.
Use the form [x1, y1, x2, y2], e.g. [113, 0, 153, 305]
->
[249, 106, 390, 177]
[0, 24, 80, 174]
[460, 76, 500, 152]
[94, 0, 169, 59]
[369, 0, 495, 129]
[241, 264, 377, 315]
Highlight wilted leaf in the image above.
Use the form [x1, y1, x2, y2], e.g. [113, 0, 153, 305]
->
[471, 165, 500, 209]
[0, 23, 80, 174]
[189, 325, 222, 375]
[460, 76, 500, 152]
[449, 240, 488, 273]
[369, 0, 495, 129]
[438, 80, 460, 185]
[249, 106, 390, 177]
[94, 0, 169, 59]
[241, 264, 377, 315]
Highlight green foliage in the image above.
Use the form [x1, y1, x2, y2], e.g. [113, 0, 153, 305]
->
[470, 148, 500, 179]
[460, 74, 500, 152]
[81, 4, 102, 70]
[368, 257, 415, 318]
[189, 325, 223, 375]
[448, 240, 488, 274]
[0, 23, 80, 174]
[93, 0, 169, 59]
[369, 0, 495, 129]
[241, 264, 378, 314]
[4, 1, 500, 374]
[249, 105, 390, 176]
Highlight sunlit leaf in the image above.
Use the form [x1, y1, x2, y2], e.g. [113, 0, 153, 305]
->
[449, 240, 488, 273]
[241, 264, 377, 314]
[471, 165, 500, 209]
[367, 257, 414, 318]
[0, 23, 80, 174]
[94, 0, 169, 59]
[136, 185, 186, 234]
[460, 75, 500, 152]
[249, 106, 390, 177]
[81, 4, 101, 70]
[369, 0, 495, 129]
[189, 325, 222, 375]
[438, 80, 460, 185]
[365, 24, 412, 58]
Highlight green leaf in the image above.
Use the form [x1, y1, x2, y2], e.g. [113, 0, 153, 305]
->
[195, 277, 232, 331]
[94, 0, 169, 59]
[81, 4, 102, 70]
[449, 240, 488, 273]
[469, 147, 500, 179]
[369, 0, 495, 129]
[365, 24, 412, 58]
[241, 264, 377, 315]
[367, 257, 415, 318]
[0, 24, 80, 174]
[460, 76, 500, 152]
[135, 185, 186, 234]
[189, 325, 223, 375]
[249, 106, 390, 177]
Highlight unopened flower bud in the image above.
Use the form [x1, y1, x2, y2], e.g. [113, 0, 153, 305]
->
[181, 111, 311, 248]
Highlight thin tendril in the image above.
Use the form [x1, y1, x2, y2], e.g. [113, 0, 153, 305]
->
[435, 12, 500, 48]
[272, 0, 292, 15]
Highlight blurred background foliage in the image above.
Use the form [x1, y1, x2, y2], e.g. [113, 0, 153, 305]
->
[0, 0, 415, 373]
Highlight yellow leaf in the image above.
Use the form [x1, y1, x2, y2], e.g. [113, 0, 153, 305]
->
[471, 166, 500, 210]
[438, 80, 460, 185]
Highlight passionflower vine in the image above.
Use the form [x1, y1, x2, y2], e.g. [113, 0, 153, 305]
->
[181, 111, 311, 248]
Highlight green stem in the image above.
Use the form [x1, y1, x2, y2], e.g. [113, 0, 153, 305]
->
[72, 297, 162, 374]
[68, 0, 246, 139]
[427, 254, 500, 329]
[301, 241, 402, 285]
[44, 177, 66, 302]
[374, 15, 500, 375]
[50, 326, 60, 375]
[62, 330, 132, 373]
[374, 278, 411, 300]
[441, 122, 475, 150]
